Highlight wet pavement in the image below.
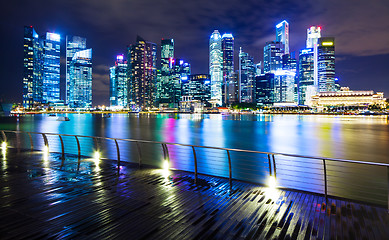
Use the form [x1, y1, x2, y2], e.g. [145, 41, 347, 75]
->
[0, 148, 388, 239]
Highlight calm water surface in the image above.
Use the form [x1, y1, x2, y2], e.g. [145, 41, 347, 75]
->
[1, 113, 388, 205]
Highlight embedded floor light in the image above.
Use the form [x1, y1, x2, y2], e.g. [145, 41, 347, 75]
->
[267, 176, 277, 189]
[1, 142, 7, 149]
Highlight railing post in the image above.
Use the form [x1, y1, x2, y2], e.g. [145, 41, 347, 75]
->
[41, 133, 48, 150]
[1, 131, 6, 143]
[136, 142, 142, 167]
[75, 136, 81, 157]
[192, 146, 198, 184]
[272, 154, 277, 178]
[93, 137, 100, 152]
[115, 139, 120, 173]
[227, 150, 232, 189]
[267, 154, 273, 176]
[59, 135, 65, 160]
[161, 143, 169, 161]
[323, 159, 328, 205]
[164, 144, 170, 161]
[27, 132, 33, 151]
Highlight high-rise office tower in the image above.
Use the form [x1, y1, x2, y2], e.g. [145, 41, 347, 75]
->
[181, 74, 211, 102]
[171, 59, 191, 107]
[23, 26, 41, 108]
[221, 33, 234, 105]
[110, 55, 128, 108]
[298, 48, 315, 105]
[272, 54, 296, 103]
[66, 36, 87, 105]
[255, 73, 275, 105]
[23, 26, 60, 108]
[67, 48, 92, 108]
[239, 48, 255, 103]
[209, 30, 223, 106]
[42, 33, 61, 103]
[276, 20, 289, 54]
[263, 41, 284, 73]
[306, 26, 321, 90]
[158, 39, 175, 107]
[318, 37, 335, 92]
[127, 36, 157, 110]
[255, 62, 262, 76]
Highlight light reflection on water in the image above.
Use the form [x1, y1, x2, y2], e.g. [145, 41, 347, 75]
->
[0, 113, 388, 205]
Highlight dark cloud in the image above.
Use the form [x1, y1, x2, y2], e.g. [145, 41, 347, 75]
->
[0, 0, 388, 105]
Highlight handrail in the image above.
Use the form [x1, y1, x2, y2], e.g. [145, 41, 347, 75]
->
[1, 129, 388, 211]
[2, 130, 388, 167]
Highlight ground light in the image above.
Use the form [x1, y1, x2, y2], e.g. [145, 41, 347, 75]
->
[162, 159, 170, 179]
[94, 151, 101, 171]
[265, 176, 279, 200]
[1, 142, 7, 149]
[1, 142, 6, 160]
[43, 145, 49, 165]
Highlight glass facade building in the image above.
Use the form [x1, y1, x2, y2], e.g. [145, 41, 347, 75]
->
[255, 73, 275, 105]
[239, 48, 255, 103]
[263, 41, 284, 74]
[298, 48, 315, 105]
[67, 49, 93, 108]
[276, 20, 289, 54]
[209, 30, 223, 106]
[221, 33, 234, 105]
[318, 37, 335, 92]
[66, 36, 87, 105]
[23, 26, 60, 108]
[181, 74, 211, 102]
[110, 55, 128, 108]
[127, 36, 157, 110]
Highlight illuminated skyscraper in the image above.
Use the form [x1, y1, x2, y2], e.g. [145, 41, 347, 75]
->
[181, 74, 211, 102]
[276, 20, 289, 54]
[110, 55, 128, 108]
[209, 30, 223, 106]
[158, 39, 175, 107]
[239, 48, 255, 103]
[255, 73, 275, 105]
[298, 48, 315, 105]
[127, 36, 157, 110]
[161, 39, 174, 59]
[318, 37, 335, 92]
[221, 33, 234, 105]
[263, 41, 284, 73]
[42, 33, 61, 103]
[306, 26, 321, 91]
[23, 26, 60, 108]
[68, 48, 92, 108]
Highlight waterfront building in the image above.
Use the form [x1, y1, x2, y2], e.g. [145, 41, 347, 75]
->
[127, 36, 157, 110]
[306, 26, 322, 95]
[273, 69, 296, 103]
[23, 26, 41, 108]
[66, 36, 87, 106]
[221, 33, 234, 105]
[239, 48, 255, 103]
[23, 27, 61, 108]
[109, 55, 128, 108]
[67, 48, 93, 108]
[276, 20, 289, 54]
[181, 74, 211, 103]
[158, 39, 174, 106]
[311, 88, 386, 109]
[171, 59, 191, 107]
[263, 41, 284, 74]
[318, 37, 335, 92]
[298, 48, 315, 105]
[226, 71, 239, 104]
[255, 73, 275, 105]
[209, 30, 223, 106]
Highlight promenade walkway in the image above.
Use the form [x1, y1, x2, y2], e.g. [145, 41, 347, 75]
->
[0, 149, 388, 239]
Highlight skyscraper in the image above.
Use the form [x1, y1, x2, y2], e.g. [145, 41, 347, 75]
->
[42, 33, 61, 103]
[67, 48, 92, 108]
[158, 39, 175, 107]
[209, 30, 223, 106]
[276, 20, 289, 54]
[127, 36, 157, 110]
[221, 33, 234, 105]
[239, 48, 255, 103]
[110, 55, 128, 108]
[255, 73, 275, 105]
[306, 26, 321, 91]
[23, 26, 60, 108]
[318, 37, 335, 92]
[181, 74, 211, 102]
[263, 41, 284, 73]
[298, 48, 315, 105]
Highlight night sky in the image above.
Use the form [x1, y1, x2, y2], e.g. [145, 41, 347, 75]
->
[1, 0, 388, 105]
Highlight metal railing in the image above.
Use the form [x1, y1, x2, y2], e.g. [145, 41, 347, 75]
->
[1, 129, 388, 210]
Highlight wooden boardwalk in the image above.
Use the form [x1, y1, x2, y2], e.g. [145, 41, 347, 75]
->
[0, 149, 388, 239]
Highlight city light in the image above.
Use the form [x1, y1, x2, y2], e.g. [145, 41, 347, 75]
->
[267, 176, 277, 189]
[1, 142, 7, 149]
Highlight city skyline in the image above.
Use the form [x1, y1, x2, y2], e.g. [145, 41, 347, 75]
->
[1, 0, 388, 105]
